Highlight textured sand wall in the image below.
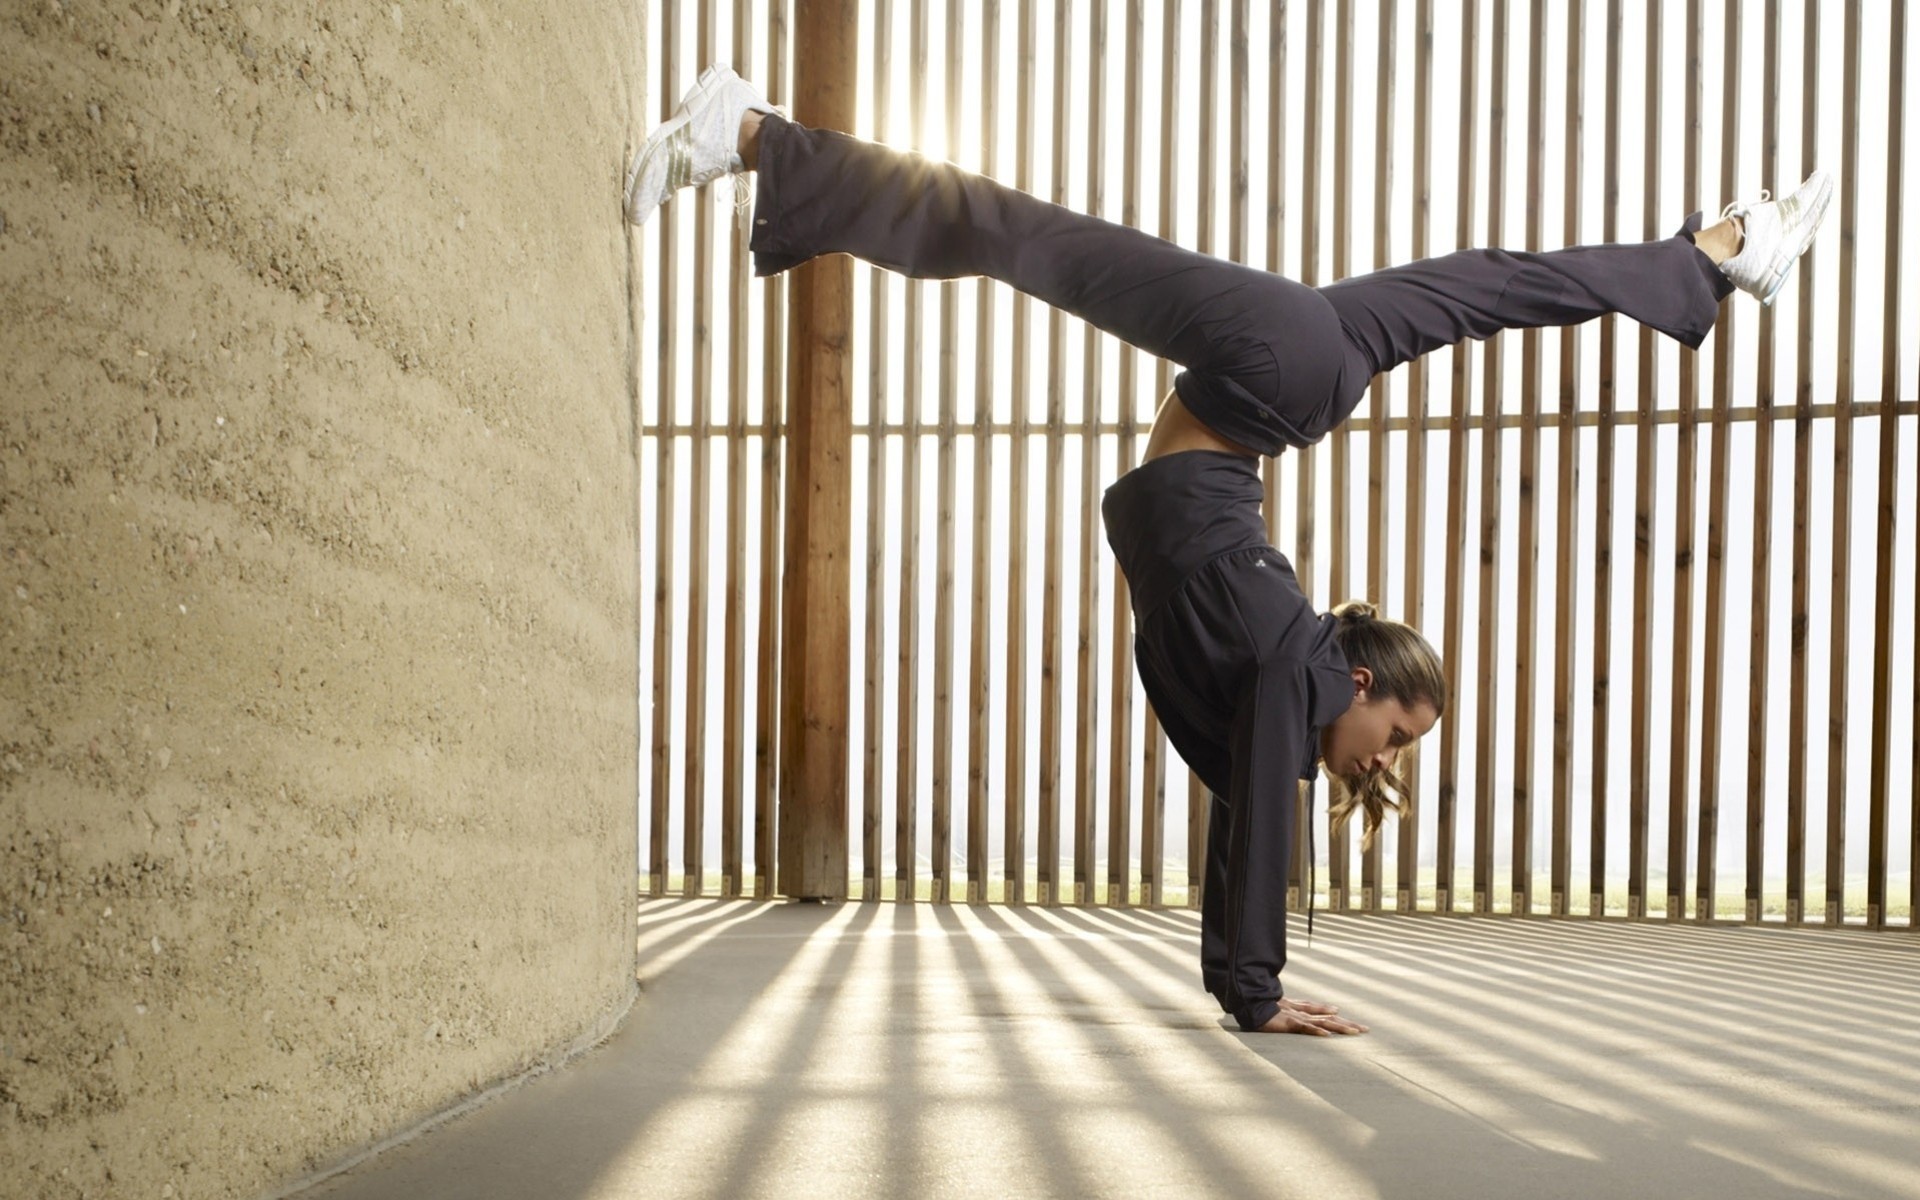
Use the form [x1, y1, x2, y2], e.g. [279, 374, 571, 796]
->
[1, 3, 645, 1196]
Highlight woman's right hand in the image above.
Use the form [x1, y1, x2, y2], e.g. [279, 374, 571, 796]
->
[1257, 996, 1369, 1036]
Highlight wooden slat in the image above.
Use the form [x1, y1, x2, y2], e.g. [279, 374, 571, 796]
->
[754, 0, 791, 899]
[1867, 0, 1907, 930]
[1826, 0, 1861, 926]
[1230, 0, 1250, 266]
[1511, 0, 1546, 919]
[1326, 0, 1352, 914]
[1109, 0, 1147, 909]
[720, 0, 755, 900]
[1698, 0, 1742, 924]
[681, 0, 721, 906]
[1291, 0, 1324, 915]
[1435, 0, 1477, 917]
[649, 9, 681, 900]
[776, 0, 858, 901]
[967, 0, 1002, 905]
[895, 0, 929, 906]
[1471, 0, 1508, 917]
[1143, 708, 1166, 907]
[1187, 0, 1219, 913]
[1363, 0, 1393, 914]
[1785, 0, 1821, 924]
[1262, 0, 1289, 534]
[862, 1, 892, 902]
[933, 0, 965, 905]
[1036, 0, 1072, 909]
[1074, 0, 1111, 907]
[1550, 0, 1585, 918]
[1266, 0, 1297, 908]
[1626, 0, 1661, 923]
[1148, 0, 1180, 909]
[1591, 0, 1622, 920]
[1746, 0, 1782, 923]
[1400, 0, 1433, 914]
[1662, 0, 1703, 923]
[1005, 0, 1037, 907]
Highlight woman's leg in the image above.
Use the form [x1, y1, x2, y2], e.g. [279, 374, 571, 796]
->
[746, 114, 1357, 458]
[1316, 215, 1736, 389]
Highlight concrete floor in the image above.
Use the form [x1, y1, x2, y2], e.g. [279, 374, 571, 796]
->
[308, 899, 1920, 1200]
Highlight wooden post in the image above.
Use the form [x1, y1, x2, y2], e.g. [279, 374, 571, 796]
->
[778, 0, 858, 901]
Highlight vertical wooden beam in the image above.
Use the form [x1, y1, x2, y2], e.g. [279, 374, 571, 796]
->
[934, 0, 964, 906]
[649, 5, 682, 900]
[1188, 0, 1220, 913]
[967, 0, 1002, 905]
[1867, 0, 1906, 930]
[1591, 0, 1622, 919]
[1472, 0, 1508, 917]
[1825, 0, 1860, 927]
[895, 0, 930, 906]
[778, 0, 858, 901]
[1698, 0, 1742, 925]
[1550, 0, 1585, 919]
[684, 6, 721, 901]
[1663, 0, 1703, 923]
[1627, 0, 1661, 923]
[1745, 0, 1781, 923]
[1005, 0, 1037, 907]
[1294, 0, 1325, 915]
[1263, 0, 1290, 536]
[861, 1, 893, 902]
[1512, 0, 1546, 919]
[1148, 0, 1182, 909]
[1363, 0, 1395, 915]
[1038, 0, 1073, 907]
[755, 0, 791, 899]
[1327, 0, 1352, 914]
[721, 0, 756, 901]
[1436, 0, 1477, 916]
[1109, 0, 1146, 909]
[1401, 0, 1434, 914]
[1075, 0, 1111, 907]
[1785, 0, 1820, 924]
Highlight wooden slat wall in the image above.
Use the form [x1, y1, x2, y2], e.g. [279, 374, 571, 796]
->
[639, 0, 1919, 932]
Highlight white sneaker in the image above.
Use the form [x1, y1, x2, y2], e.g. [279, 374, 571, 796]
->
[625, 64, 779, 227]
[1716, 169, 1834, 306]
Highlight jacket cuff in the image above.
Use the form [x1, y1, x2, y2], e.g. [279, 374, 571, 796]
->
[1235, 997, 1281, 1032]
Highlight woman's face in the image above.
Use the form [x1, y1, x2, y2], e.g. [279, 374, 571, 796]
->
[1319, 668, 1441, 778]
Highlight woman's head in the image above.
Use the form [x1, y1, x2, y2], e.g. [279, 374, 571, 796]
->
[1318, 600, 1447, 847]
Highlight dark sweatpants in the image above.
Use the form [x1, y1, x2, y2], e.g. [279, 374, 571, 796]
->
[745, 113, 1733, 1030]
[748, 115, 1734, 456]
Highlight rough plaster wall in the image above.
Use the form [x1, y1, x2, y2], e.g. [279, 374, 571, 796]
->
[1, 2, 646, 1196]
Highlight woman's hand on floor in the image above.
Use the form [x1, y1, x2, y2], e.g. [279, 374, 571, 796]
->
[1257, 996, 1369, 1036]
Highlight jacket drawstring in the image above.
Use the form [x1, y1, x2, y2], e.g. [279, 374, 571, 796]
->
[1305, 776, 1316, 947]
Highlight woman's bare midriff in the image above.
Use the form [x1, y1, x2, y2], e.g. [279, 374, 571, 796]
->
[1141, 391, 1263, 463]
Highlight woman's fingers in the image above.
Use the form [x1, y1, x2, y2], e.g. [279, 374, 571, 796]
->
[1280, 997, 1340, 1016]
[1257, 1007, 1369, 1035]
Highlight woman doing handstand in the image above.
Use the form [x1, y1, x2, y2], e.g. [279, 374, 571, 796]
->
[628, 65, 1832, 1037]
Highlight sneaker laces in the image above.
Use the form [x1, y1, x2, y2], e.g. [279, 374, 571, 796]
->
[1720, 188, 1769, 221]
[732, 172, 753, 232]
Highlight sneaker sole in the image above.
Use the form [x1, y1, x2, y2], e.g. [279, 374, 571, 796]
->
[1758, 171, 1834, 306]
